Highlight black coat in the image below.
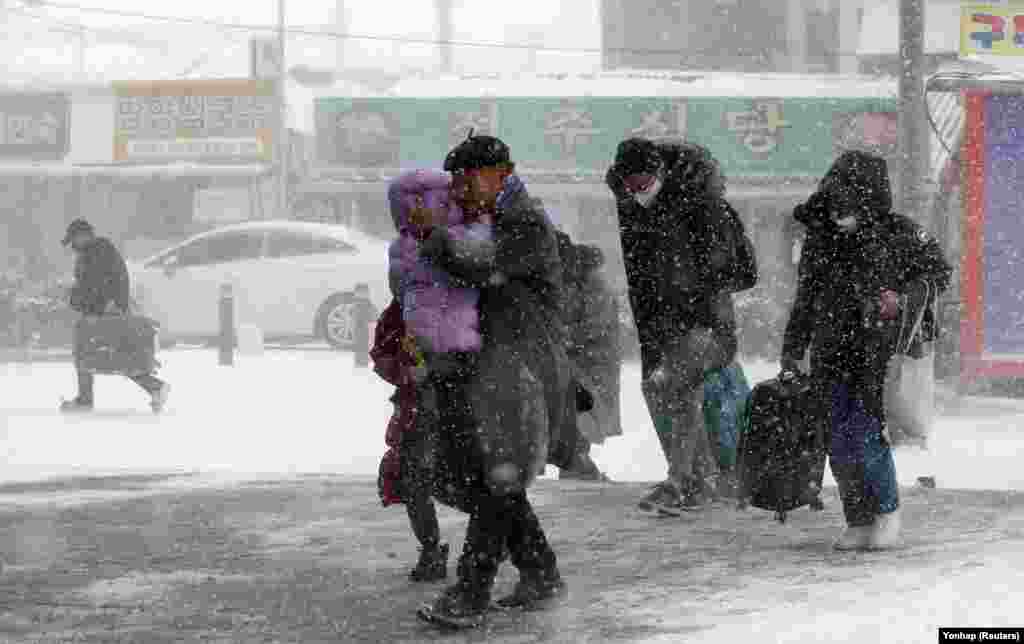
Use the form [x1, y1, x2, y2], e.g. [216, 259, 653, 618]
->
[69, 237, 132, 316]
[781, 152, 952, 393]
[425, 175, 576, 494]
[606, 140, 757, 377]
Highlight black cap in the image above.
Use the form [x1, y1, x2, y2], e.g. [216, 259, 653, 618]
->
[61, 219, 94, 246]
[444, 132, 512, 173]
[613, 137, 662, 176]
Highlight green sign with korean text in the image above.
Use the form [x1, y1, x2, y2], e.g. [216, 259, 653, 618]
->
[316, 96, 896, 178]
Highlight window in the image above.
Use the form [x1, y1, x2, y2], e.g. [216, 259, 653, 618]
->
[175, 231, 265, 268]
[266, 230, 354, 259]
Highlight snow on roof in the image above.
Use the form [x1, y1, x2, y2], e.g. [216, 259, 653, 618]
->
[390, 71, 898, 100]
[858, 0, 961, 56]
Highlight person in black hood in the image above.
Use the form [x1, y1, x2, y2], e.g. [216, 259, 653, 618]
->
[60, 219, 170, 413]
[607, 137, 757, 513]
[780, 151, 951, 551]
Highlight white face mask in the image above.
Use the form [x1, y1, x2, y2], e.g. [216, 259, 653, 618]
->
[834, 215, 859, 233]
[632, 177, 663, 208]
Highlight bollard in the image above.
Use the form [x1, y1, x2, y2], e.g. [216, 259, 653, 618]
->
[352, 283, 372, 368]
[218, 283, 235, 366]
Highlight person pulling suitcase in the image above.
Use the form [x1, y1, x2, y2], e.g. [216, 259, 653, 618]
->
[60, 219, 169, 414]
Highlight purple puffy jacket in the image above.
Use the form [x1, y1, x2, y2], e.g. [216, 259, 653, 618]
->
[387, 169, 492, 355]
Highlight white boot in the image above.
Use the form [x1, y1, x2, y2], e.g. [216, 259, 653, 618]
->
[833, 525, 872, 551]
[868, 509, 902, 550]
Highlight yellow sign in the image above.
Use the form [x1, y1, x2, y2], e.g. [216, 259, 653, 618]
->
[113, 79, 276, 163]
[961, 1, 1024, 57]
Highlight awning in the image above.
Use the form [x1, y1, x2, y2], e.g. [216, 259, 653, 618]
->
[0, 162, 270, 178]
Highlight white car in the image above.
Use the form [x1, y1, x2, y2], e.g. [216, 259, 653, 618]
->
[130, 221, 390, 349]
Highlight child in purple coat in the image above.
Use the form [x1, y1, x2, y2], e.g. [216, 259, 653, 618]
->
[384, 169, 493, 581]
[387, 169, 493, 361]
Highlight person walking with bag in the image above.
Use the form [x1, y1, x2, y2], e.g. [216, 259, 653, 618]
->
[60, 219, 169, 414]
[779, 151, 951, 550]
[606, 138, 757, 513]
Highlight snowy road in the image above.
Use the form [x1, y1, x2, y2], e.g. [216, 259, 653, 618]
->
[3, 348, 1024, 491]
[3, 349, 1024, 643]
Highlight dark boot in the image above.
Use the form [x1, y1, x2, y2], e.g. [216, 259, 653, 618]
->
[410, 543, 449, 582]
[60, 397, 93, 413]
[495, 569, 567, 611]
[558, 453, 610, 482]
[417, 580, 491, 629]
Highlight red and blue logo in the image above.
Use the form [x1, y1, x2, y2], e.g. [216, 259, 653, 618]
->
[969, 13, 1007, 49]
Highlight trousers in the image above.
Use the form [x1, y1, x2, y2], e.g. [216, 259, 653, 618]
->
[828, 382, 900, 526]
[642, 327, 729, 486]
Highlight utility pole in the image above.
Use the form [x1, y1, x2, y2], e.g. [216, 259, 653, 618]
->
[277, 0, 289, 219]
[335, 0, 345, 75]
[786, 0, 808, 72]
[437, 0, 453, 73]
[898, 0, 928, 224]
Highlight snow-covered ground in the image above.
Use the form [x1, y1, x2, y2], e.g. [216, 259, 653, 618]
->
[3, 349, 1024, 492]
[3, 349, 1024, 643]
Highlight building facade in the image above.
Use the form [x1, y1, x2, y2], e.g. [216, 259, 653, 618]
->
[601, 0, 864, 75]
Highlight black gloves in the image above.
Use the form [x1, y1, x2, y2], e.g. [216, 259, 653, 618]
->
[417, 226, 450, 263]
[779, 356, 802, 379]
[574, 380, 595, 413]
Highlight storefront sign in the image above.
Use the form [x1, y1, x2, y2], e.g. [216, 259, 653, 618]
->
[113, 80, 275, 163]
[723, 100, 790, 157]
[961, 1, 1024, 57]
[0, 92, 70, 160]
[961, 89, 1024, 380]
[316, 96, 895, 179]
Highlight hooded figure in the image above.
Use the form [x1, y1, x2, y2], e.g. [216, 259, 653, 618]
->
[780, 151, 951, 551]
[559, 234, 623, 454]
[606, 137, 757, 512]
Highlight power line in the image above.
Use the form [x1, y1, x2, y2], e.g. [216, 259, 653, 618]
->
[6, 4, 168, 47]
[18, 0, 869, 59]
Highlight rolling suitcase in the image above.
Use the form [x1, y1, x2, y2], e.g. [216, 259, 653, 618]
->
[75, 314, 160, 377]
[736, 373, 827, 523]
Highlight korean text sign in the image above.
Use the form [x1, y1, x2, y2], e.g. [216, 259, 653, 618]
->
[961, 1, 1024, 57]
[113, 80, 275, 163]
[315, 96, 895, 179]
[0, 92, 70, 161]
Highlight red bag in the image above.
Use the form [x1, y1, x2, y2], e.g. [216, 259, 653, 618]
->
[371, 301, 415, 386]
[373, 301, 422, 506]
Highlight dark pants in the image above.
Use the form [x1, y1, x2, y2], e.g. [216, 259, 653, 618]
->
[400, 382, 441, 549]
[73, 317, 164, 404]
[76, 364, 164, 404]
[828, 382, 900, 527]
[457, 490, 558, 600]
[431, 352, 558, 599]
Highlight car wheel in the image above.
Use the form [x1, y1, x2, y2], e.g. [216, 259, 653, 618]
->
[317, 293, 358, 350]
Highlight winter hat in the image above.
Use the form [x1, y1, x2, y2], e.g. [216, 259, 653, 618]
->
[387, 169, 459, 233]
[444, 132, 512, 173]
[613, 138, 663, 177]
[61, 218, 94, 246]
[819, 151, 893, 220]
